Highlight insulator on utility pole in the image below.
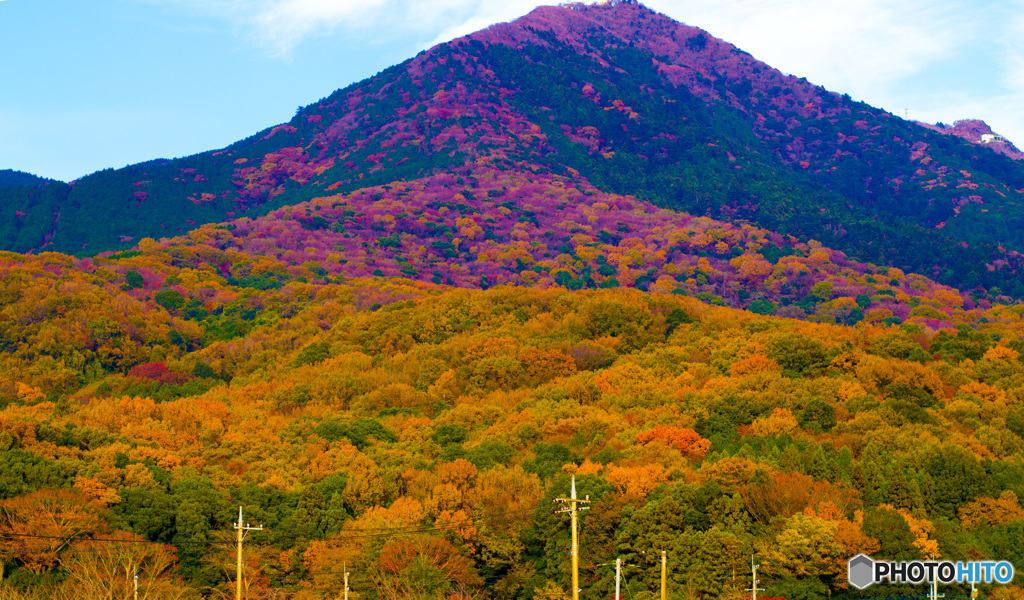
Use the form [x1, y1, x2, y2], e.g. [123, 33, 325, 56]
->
[554, 475, 590, 600]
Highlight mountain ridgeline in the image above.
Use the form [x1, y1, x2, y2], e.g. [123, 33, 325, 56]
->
[4, 0, 1024, 298]
[0, 170, 52, 188]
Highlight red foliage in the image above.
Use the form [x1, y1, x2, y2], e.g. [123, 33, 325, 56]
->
[126, 362, 191, 385]
[636, 426, 710, 460]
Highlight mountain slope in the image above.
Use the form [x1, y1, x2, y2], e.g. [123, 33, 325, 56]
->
[4, 246, 1024, 599]
[4, 0, 1024, 298]
[155, 163, 986, 330]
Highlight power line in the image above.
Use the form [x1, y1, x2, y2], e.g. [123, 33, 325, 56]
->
[1, 531, 233, 545]
[0, 500, 545, 555]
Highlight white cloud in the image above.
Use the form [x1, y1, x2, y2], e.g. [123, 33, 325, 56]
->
[148, 0, 550, 56]
[986, 2, 1024, 146]
[643, 0, 1024, 147]
[1002, 3, 1024, 92]
[248, 0, 395, 55]
[647, 0, 967, 100]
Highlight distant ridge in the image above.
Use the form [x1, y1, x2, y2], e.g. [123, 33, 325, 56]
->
[0, 169, 54, 187]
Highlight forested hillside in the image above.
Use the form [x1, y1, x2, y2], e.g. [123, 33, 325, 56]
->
[2, 239, 1024, 599]
[4, 2, 1024, 599]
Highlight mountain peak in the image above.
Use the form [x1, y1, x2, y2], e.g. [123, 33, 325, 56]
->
[916, 119, 1024, 160]
[461, 0, 834, 115]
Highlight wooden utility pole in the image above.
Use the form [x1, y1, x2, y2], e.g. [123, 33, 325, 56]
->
[555, 475, 590, 600]
[234, 506, 263, 600]
[660, 551, 667, 600]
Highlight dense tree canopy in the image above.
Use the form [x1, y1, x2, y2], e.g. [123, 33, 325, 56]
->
[2, 240, 1024, 598]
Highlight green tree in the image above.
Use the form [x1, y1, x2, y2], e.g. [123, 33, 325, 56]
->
[111, 486, 177, 541]
[125, 270, 144, 289]
[925, 446, 989, 519]
[293, 340, 331, 367]
[154, 289, 185, 311]
[862, 506, 917, 560]
[522, 443, 574, 480]
[748, 299, 777, 315]
[0, 450, 67, 499]
[798, 399, 836, 432]
[767, 333, 828, 377]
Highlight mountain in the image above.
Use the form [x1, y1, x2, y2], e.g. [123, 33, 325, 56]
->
[4, 0, 1024, 298]
[6, 4, 1024, 597]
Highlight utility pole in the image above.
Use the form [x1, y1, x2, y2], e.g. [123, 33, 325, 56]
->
[234, 506, 263, 600]
[660, 551, 667, 600]
[745, 556, 764, 600]
[615, 558, 621, 600]
[344, 562, 350, 600]
[134, 563, 139, 600]
[929, 554, 944, 600]
[554, 475, 590, 600]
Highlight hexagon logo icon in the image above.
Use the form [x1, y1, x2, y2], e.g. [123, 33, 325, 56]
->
[848, 554, 875, 590]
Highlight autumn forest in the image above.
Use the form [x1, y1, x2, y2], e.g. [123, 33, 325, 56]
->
[4, 1, 1024, 600]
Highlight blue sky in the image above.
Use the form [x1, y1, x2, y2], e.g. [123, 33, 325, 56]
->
[2, 0, 1021, 181]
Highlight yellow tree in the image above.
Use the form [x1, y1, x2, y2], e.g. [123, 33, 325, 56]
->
[475, 466, 543, 569]
[761, 513, 844, 580]
[958, 491, 1024, 528]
